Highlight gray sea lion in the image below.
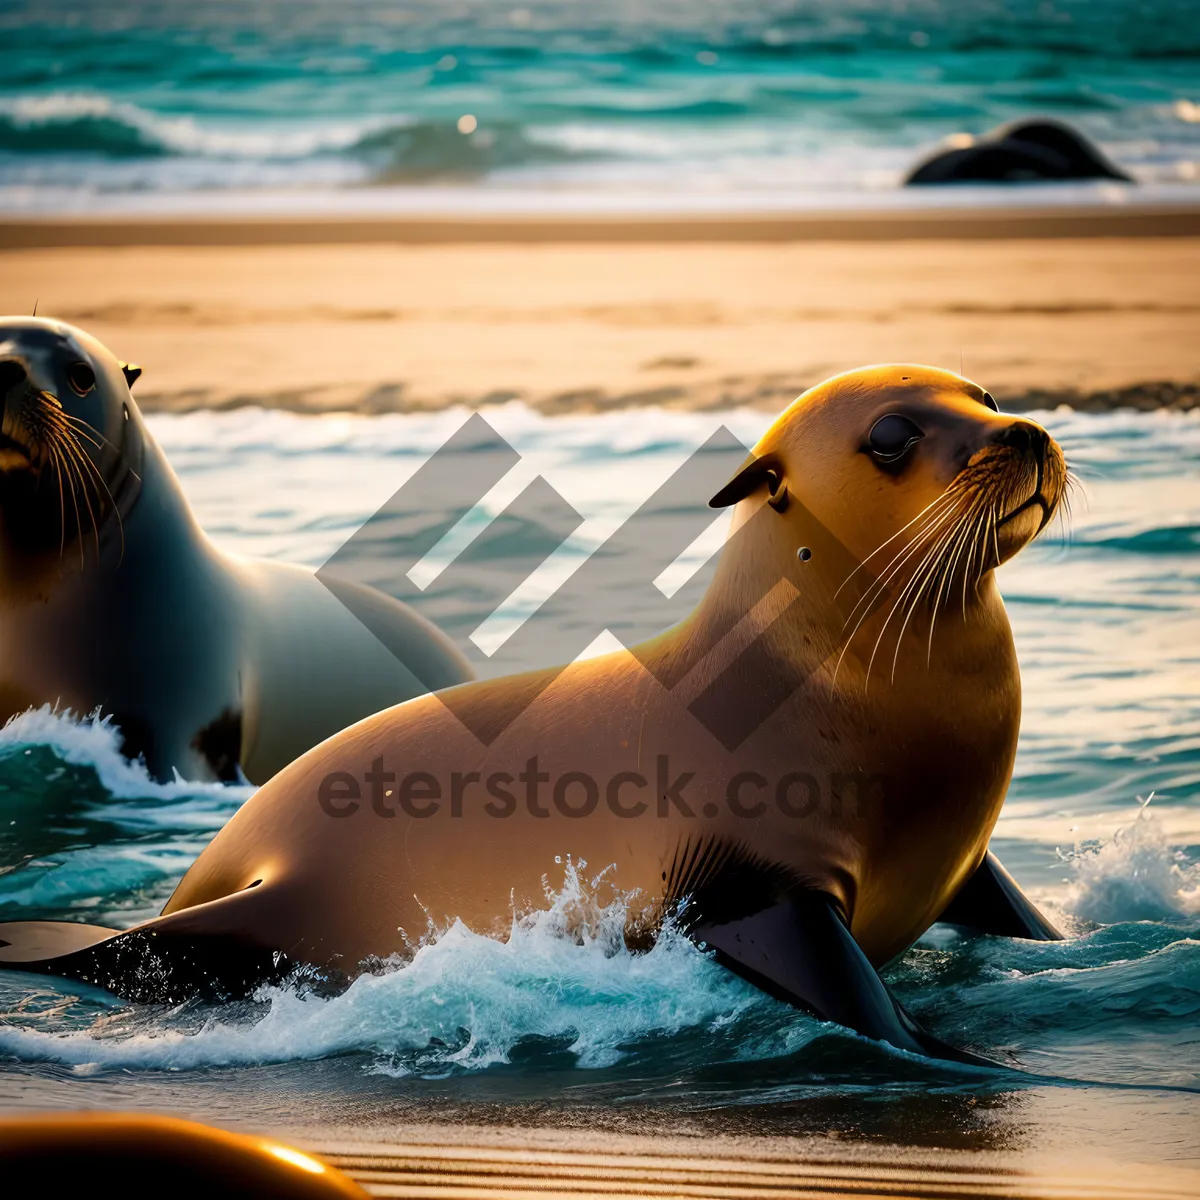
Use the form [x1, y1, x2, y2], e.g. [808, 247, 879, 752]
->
[0, 365, 1068, 1064]
[0, 317, 471, 783]
[906, 118, 1133, 185]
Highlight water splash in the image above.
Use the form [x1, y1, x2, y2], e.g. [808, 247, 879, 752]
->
[0, 705, 252, 803]
[0, 708, 249, 924]
[0, 866, 796, 1076]
[1060, 798, 1200, 925]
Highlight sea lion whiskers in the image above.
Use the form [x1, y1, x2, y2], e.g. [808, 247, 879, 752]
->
[910, 472, 1009, 674]
[47, 442, 67, 560]
[53, 428, 104, 562]
[1049, 468, 1081, 551]
[836, 501, 961, 666]
[929, 490, 991, 655]
[2, 388, 54, 469]
[834, 494, 964, 684]
[834, 487, 961, 600]
[20, 394, 130, 567]
[864, 481, 987, 687]
[8, 390, 79, 562]
[60, 406, 141, 560]
[61, 408, 132, 467]
[889, 487, 988, 682]
[48, 409, 128, 564]
[35, 410, 95, 562]
[856, 511, 956, 685]
[835, 492, 961, 637]
[50, 440, 86, 569]
[960, 497, 993, 617]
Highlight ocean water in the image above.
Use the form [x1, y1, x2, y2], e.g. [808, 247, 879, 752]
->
[2, 0, 1199, 213]
[0, 403, 1197, 1161]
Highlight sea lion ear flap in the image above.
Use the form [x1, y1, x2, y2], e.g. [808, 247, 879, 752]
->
[708, 453, 789, 512]
[121, 363, 142, 389]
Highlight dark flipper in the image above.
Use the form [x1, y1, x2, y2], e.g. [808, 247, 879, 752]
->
[0, 920, 121, 962]
[0, 914, 287, 1003]
[936, 851, 1063, 941]
[689, 891, 999, 1068]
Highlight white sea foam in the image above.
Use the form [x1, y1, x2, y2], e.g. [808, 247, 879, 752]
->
[1061, 800, 1200, 924]
[0, 93, 370, 160]
[0, 869, 793, 1075]
[0, 705, 252, 803]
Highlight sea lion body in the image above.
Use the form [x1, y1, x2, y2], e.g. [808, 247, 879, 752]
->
[0, 318, 471, 782]
[1, 365, 1067, 1061]
[160, 599, 1018, 971]
[162, 366, 1036, 970]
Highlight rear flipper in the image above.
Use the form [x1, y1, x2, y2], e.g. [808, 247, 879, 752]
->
[0, 916, 287, 1004]
[936, 851, 1063, 940]
[688, 891, 1000, 1068]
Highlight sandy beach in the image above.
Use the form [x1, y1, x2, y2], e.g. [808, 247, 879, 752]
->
[1, 208, 1196, 417]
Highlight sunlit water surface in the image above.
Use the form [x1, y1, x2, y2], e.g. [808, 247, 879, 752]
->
[2, 0, 1199, 212]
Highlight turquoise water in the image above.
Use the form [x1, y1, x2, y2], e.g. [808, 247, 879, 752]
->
[2, 0, 1199, 211]
[0, 404, 1196, 1160]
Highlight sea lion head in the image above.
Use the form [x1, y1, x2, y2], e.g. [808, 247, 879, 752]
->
[710, 364, 1067, 617]
[0, 317, 143, 562]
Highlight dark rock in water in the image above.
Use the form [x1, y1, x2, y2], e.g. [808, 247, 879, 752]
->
[905, 119, 1134, 185]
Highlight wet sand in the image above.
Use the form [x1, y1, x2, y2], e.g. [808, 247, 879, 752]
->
[0, 207, 1196, 417]
[299, 1125, 1200, 1198]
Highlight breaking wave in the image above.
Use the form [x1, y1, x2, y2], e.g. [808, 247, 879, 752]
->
[0, 94, 585, 180]
[1061, 800, 1200, 924]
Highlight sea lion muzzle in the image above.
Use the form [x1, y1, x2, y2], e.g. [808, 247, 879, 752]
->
[0, 356, 51, 471]
[991, 420, 1058, 534]
[992, 420, 1049, 461]
[0, 356, 28, 395]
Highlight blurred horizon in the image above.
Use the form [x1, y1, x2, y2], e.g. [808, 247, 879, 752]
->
[3, 0, 1199, 214]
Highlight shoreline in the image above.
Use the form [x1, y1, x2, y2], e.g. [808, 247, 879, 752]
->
[130, 379, 1199, 418]
[2, 203, 1199, 248]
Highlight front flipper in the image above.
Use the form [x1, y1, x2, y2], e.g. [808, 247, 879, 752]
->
[936, 851, 1063, 941]
[689, 892, 998, 1067]
[0, 920, 121, 964]
[0, 910, 287, 1003]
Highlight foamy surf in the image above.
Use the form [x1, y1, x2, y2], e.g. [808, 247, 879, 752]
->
[0, 827, 1197, 1086]
[0, 876, 796, 1077]
[0, 705, 253, 803]
[1061, 800, 1200, 925]
[0, 708, 249, 924]
[0, 93, 369, 160]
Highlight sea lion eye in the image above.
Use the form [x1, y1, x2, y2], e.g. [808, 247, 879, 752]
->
[66, 362, 95, 396]
[867, 414, 924, 464]
[982, 391, 999, 412]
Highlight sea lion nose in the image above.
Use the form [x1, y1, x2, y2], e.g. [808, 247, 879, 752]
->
[0, 357, 27, 397]
[993, 421, 1048, 461]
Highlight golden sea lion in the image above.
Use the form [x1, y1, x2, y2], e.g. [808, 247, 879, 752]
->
[0, 365, 1068, 1063]
[0, 317, 472, 783]
[0, 1112, 366, 1198]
